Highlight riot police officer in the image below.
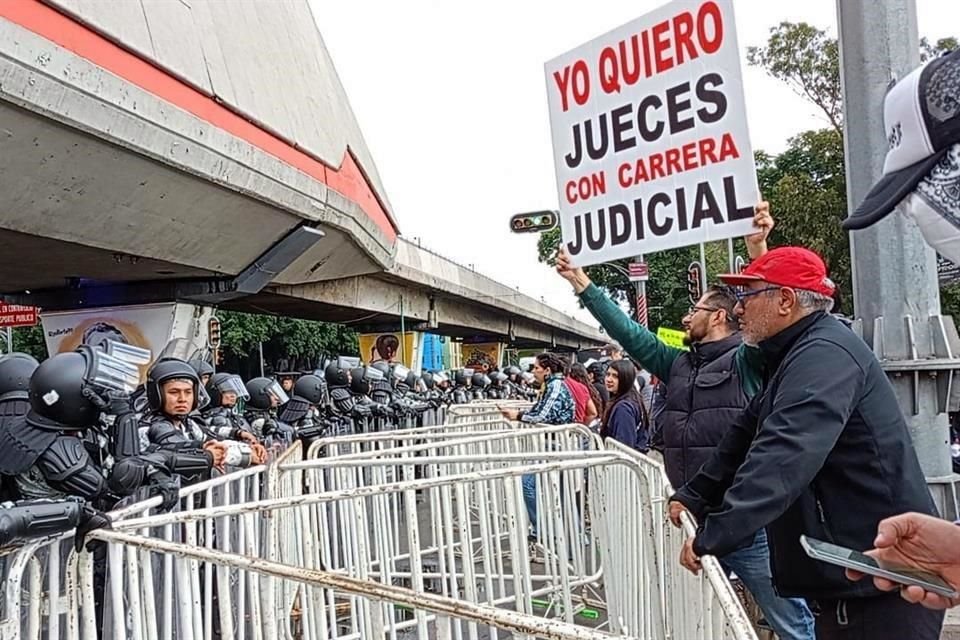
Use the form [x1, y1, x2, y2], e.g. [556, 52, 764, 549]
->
[278, 374, 328, 446]
[245, 377, 296, 446]
[140, 359, 263, 477]
[203, 373, 261, 446]
[0, 346, 179, 508]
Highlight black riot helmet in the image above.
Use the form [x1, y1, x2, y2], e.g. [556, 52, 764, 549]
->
[189, 358, 214, 378]
[491, 371, 508, 385]
[404, 370, 420, 391]
[207, 372, 249, 408]
[0, 353, 40, 402]
[293, 374, 326, 406]
[471, 372, 489, 389]
[454, 368, 474, 388]
[146, 358, 205, 414]
[246, 377, 290, 411]
[324, 362, 349, 388]
[421, 371, 435, 390]
[370, 361, 391, 376]
[350, 367, 370, 395]
[505, 365, 521, 379]
[29, 346, 141, 428]
[350, 366, 384, 396]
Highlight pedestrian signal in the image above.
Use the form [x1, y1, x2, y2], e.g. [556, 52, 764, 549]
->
[509, 211, 558, 233]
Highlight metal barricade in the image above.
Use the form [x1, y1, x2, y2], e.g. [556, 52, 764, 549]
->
[103, 452, 644, 639]
[602, 440, 757, 640]
[0, 407, 757, 640]
[299, 424, 604, 621]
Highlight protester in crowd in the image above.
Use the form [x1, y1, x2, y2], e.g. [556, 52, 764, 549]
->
[586, 361, 610, 406]
[500, 353, 574, 543]
[602, 343, 623, 361]
[567, 363, 601, 424]
[669, 247, 943, 640]
[600, 359, 649, 451]
[556, 204, 815, 640]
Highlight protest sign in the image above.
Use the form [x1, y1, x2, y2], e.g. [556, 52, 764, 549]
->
[545, 0, 759, 267]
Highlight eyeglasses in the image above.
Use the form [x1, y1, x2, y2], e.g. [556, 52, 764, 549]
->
[732, 286, 781, 304]
[686, 305, 720, 316]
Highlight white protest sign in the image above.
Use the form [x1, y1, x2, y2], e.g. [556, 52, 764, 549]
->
[545, 0, 759, 267]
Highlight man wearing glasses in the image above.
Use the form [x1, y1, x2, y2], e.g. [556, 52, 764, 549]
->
[669, 247, 942, 639]
[554, 204, 816, 640]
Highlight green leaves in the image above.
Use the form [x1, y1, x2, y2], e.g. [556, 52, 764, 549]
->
[218, 311, 358, 359]
[747, 22, 843, 134]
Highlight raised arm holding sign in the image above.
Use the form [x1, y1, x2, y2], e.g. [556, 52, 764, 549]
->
[545, 0, 760, 268]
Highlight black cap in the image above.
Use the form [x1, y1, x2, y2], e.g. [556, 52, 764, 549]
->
[845, 49, 960, 230]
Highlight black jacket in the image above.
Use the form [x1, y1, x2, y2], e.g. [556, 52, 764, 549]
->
[673, 312, 937, 600]
[660, 333, 748, 488]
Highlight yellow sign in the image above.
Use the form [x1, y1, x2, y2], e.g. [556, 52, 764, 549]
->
[359, 332, 418, 368]
[461, 343, 502, 372]
[657, 327, 689, 351]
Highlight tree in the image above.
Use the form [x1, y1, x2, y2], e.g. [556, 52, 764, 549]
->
[921, 37, 959, 62]
[219, 310, 358, 371]
[8, 325, 47, 361]
[755, 129, 852, 313]
[749, 24, 957, 317]
[747, 23, 843, 134]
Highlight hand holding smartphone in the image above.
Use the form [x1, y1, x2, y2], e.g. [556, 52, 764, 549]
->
[800, 535, 959, 598]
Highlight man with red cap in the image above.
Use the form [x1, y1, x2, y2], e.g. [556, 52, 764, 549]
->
[669, 246, 943, 639]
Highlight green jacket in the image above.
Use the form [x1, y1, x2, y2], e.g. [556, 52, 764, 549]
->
[578, 284, 764, 397]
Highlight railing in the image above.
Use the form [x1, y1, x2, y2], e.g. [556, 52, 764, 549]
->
[0, 406, 757, 640]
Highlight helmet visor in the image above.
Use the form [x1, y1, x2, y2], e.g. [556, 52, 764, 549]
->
[363, 367, 385, 383]
[87, 349, 141, 393]
[392, 364, 410, 381]
[196, 383, 211, 410]
[158, 338, 203, 363]
[217, 374, 250, 401]
[99, 339, 152, 366]
[265, 380, 290, 405]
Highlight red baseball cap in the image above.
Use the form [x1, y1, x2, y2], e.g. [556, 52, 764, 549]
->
[719, 247, 836, 297]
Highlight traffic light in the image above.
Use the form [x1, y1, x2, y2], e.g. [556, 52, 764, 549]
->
[509, 211, 558, 233]
[208, 316, 221, 350]
[687, 262, 703, 305]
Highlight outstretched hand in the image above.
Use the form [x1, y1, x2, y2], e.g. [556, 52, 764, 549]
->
[555, 248, 591, 294]
[744, 201, 773, 260]
[846, 512, 960, 609]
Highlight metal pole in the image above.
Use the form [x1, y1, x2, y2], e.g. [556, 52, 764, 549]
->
[5, 327, 11, 354]
[399, 295, 406, 365]
[258, 341, 265, 378]
[837, 0, 957, 510]
[634, 254, 648, 328]
[727, 238, 736, 273]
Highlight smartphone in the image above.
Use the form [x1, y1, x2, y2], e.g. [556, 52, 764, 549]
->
[800, 535, 958, 598]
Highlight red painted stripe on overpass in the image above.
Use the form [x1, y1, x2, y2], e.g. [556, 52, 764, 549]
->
[0, 0, 398, 241]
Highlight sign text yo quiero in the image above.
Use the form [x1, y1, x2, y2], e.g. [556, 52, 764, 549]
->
[545, 0, 759, 267]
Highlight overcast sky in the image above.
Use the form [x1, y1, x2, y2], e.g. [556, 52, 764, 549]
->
[314, 1, 959, 327]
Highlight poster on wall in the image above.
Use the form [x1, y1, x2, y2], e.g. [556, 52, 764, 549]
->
[461, 343, 503, 372]
[41, 303, 180, 380]
[358, 332, 420, 369]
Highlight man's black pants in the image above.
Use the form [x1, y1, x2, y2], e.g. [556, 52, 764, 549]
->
[813, 591, 944, 640]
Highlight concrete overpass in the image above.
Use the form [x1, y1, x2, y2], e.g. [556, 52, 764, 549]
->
[0, 0, 603, 350]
